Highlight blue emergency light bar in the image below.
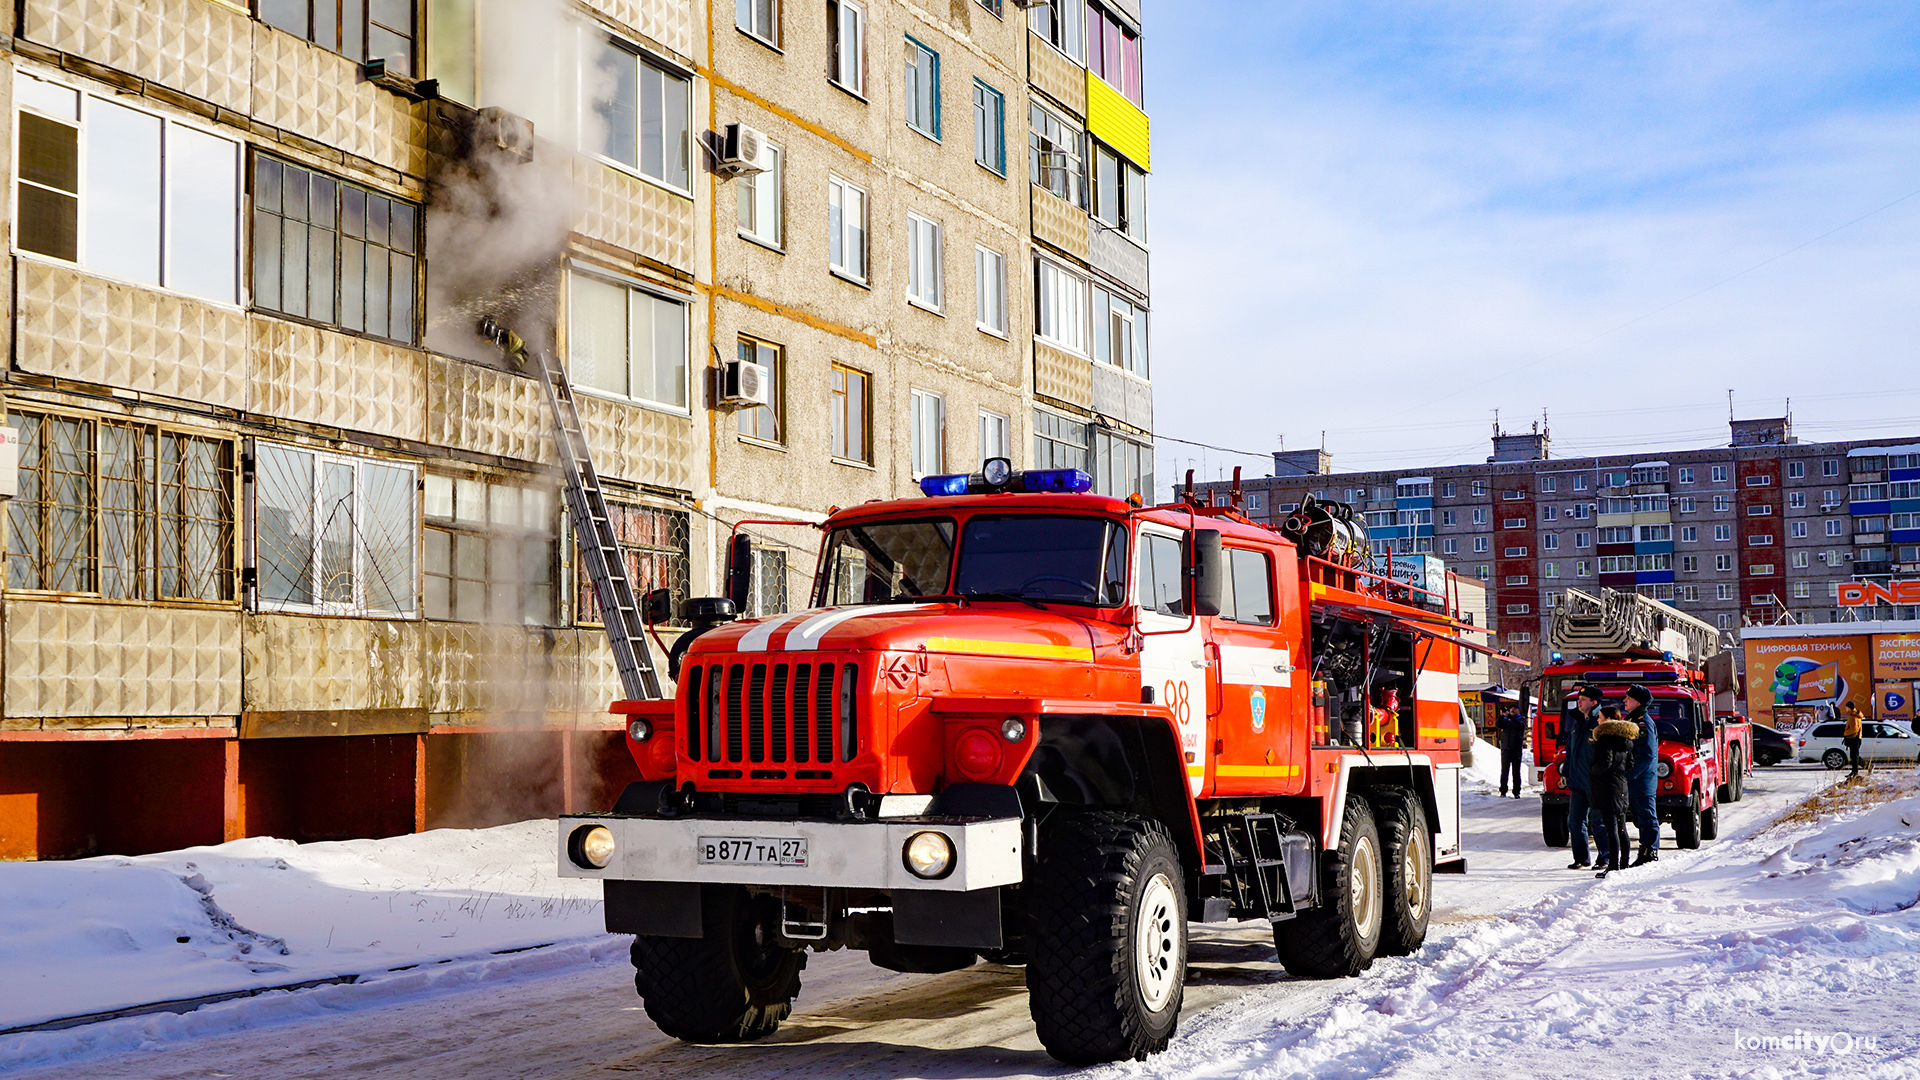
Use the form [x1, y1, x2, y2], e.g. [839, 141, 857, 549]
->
[918, 468, 1094, 497]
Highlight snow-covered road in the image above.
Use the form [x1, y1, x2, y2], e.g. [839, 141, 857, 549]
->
[7, 763, 1911, 1080]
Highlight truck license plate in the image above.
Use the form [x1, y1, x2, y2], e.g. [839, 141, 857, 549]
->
[697, 836, 808, 867]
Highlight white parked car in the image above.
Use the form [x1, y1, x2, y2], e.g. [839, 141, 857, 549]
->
[1795, 720, 1920, 768]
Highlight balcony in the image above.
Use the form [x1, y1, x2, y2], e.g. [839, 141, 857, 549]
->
[1854, 562, 1894, 576]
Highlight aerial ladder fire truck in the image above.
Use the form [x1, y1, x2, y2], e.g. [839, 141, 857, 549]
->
[485, 325, 1506, 1063]
[1531, 587, 1752, 850]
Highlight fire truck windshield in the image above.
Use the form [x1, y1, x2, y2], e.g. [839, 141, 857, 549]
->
[816, 514, 1128, 607]
[1559, 694, 1701, 743]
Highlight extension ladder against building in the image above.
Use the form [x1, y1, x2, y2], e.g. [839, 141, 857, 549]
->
[481, 319, 663, 701]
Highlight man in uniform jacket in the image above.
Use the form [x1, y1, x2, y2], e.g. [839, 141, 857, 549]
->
[1557, 685, 1605, 869]
[1496, 700, 1528, 798]
[1623, 684, 1661, 865]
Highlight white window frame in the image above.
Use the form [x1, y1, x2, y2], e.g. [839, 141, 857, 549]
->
[828, 175, 868, 283]
[909, 388, 945, 478]
[1712, 465, 1729, 482]
[584, 32, 694, 195]
[736, 0, 778, 45]
[1714, 524, 1732, 541]
[1715, 554, 1733, 572]
[903, 35, 940, 140]
[906, 212, 943, 311]
[737, 141, 783, 248]
[828, 0, 866, 96]
[975, 244, 1007, 335]
[253, 442, 417, 618]
[1034, 257, 1089, 354]
[979, 409, 1009, 464]
[566, 269, 691, 413]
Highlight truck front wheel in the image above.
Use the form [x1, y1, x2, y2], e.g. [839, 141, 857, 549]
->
[1673, 795, 1702, 850]
[1274, 793, 1383, 978]
[1541, 803, 1568, 848]
[1026, 812, 1187, 1064]
[1374, 788, 1431, 957]
[631, 886, 804, 1042]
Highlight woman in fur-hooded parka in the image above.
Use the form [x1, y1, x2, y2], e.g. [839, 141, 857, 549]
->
[1588, 715, 1639, 871]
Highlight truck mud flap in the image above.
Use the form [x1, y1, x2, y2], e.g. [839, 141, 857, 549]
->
[894, 887, 1003, 949]
[605, 880, 705, 938]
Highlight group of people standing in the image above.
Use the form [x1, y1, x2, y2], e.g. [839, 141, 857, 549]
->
[1559, 684, 1662, 876]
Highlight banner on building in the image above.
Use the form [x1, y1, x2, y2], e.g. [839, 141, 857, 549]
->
[1872, 633, 1920, 681]
[1742, 636, 1872, 728]
[1876, 682, 1915, 722]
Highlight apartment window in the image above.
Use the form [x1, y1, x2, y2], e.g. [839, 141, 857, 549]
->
[16, 76, 239, 303]
[422, 474, 556, 625]
[589, 38, 692, 191]
[1597, 556, 1630, 573]
[1638, 524, 1672, 542]
[1748, 533, 1774, 546]
[1035, 258, 1090, 353]
[1822, 489, 1841, 507]
[1716, 554, 1732, 572]
[1677, 497, 1695, 513]
[254, 156, 417, 341]
[1543, 534, 1559, 550]
[973, 80, 1006, 173]
[1033, 409, 1089, 471]
[979, 0, 1003, 15]
[575, 503, 690, 625]
[1576, 531, 1590, 548]
[1506, 575, 1529, 586]
[1504, 546, 1527, 557]
[255, 443, 414, 616]
[1510, 633, 1532, 644]
[260, 0, 414, 69]
[1572, 475, 1587, 491]
[1472, 508, 1488, 525]
[1442, 538, 1457, 555]
[1471, 480, 1487, 496]
[1713, 495, 1731, 512]
[1787, 461, 1805, 479]
[1745, 474, 1772, 486]
[1029, 103, 1087, 207]
[1545, 562, 1559, 578]
[827, 0, 866, 94]
[979, 410, 1010, 464]
[1503, 517, 1527, 528]
[1638, 554, 1671, 571]
[1503, 490, 1526, 501]
[975, 246, 1007, 334]
[1476, 565, 1490, 580]
[6, 412, 234, 601]
[736, 339, 783, 443]
[909, 389, 945, 478]
[1790, 521, 1808, 539]
[830, 366, 871, 463]
[906, 214, 944, 310]
[1680, 585, 1698, 601]
[567, 272, 689, 409]
[1541, 505, 1557, 521]
[1823, 459, 1839, 477]
[1442, 482, 1456, 498]
[1793, 581, 1811, 599]
[1714, 524, 1731, 541]
[1712, 465, 1729, 482]
[1093, 286, 1149, 376]
[1677, 526, 1695, 543]
[1576, 560, 1590, 577]
[748, 546, 789, 618]
[1091, 140, 1147, 242]
[903, 36, 940, 138]
[1085, 1, 1142, 104]
[1677, 467, 1694, 484]
[736, 0, 777, 45]
[1506, 603, 1531, 615]
[828, 176, 868, 282]
[1029, 0, 1085, 62]
[1473, 537, 1489, 553]
[1570, 504, 1591, 520]
[736, 142, 783, 247]
[1680, 555, 1698, 572]
[1091, 429, 1153, 499]
[1791, 550, 1809, 568]
[1789, 491, 1806, 509]
[1826, 519, 1844, 536]
[1440, 510, 1456, 526]
[1596, 526, 1631, 544]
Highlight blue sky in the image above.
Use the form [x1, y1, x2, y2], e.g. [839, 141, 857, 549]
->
[1146, 2, 1920, 488]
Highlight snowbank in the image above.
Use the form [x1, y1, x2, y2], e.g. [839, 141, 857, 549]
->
[0, 821, 605, 1035]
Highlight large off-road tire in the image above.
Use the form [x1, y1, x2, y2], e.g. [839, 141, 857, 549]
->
[1542, 803, 1568, 848]
[1373, 788, 1431, 958]
[631, 886, 804, 1042]
[1729, 747, 1745, 801]
[1700, 804, 1719, 841]
[1274, 793, 1383, 978]
[1673, 795, 1702, 850]
[1026, 812, 1187, 1065]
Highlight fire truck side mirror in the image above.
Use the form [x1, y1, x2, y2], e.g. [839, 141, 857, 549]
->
[1191, 529, 1225, 617]
[724, 532, 754, 613]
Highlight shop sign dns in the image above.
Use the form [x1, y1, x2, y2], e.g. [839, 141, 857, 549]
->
[1837, 580, 1920, 606]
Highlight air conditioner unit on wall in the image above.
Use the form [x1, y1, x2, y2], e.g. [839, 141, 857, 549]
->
[476, 106, 535, 163]
[718, 357, 772, 408]
[715, 123, 769, 178]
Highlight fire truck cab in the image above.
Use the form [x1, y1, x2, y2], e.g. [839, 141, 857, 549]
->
[555, 471, 1487, 1064]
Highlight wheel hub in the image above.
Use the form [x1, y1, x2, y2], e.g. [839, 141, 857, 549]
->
[1134, 873, 1180, 1013]
[1402, 832, 1427, 920]
[1352, 835, 1382, 941]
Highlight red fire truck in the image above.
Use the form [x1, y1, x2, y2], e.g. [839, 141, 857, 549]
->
[1532, 588, 1752, 850]
[545, 466, 1507, 1065]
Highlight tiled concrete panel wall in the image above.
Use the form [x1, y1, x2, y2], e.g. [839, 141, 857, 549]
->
[23, 0, 252, 114]
[1090, 363, 1152, 430]
[1031, 186, 1091, 261]
[241, 614, 423, 712]
[17, 262, 250, 410]
[423, 623, 550, 715]
[586, 0, 698, 61]
[574, 160, 696, 271]
[576, 394, 695, 490]
[1089, 225, 1149, 296]
[6, 602, 242, 717]
[251, 24, 430, 178]
[1034, 341, 1092, 407]
[1029, 40, 1088, 118]
[426, 355, 550, 464]
[1125, 372, 1153, 432]
[547, 630, 628, 715]
[251, 317, 427, 442]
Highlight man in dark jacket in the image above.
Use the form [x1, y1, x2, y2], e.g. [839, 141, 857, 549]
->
[1623, 685, 1661, 865]
[1496, 700, 1528, 798]
[1558, 685, 1605, 869]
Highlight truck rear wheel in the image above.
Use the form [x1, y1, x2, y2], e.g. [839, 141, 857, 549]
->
[1541, 804, 1568, 848]
[1273, 793, 1383, 978]
[1673, 795, 1702, 850]
[1026, 812, 1187, 1064]
[1728, 748, 1745, 801]
[1374, 788, 1431, 957]
[1699, 803, 1718, 841]
[631, 886, 804, 1042]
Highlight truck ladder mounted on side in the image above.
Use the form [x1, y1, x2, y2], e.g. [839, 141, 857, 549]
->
[481, 318, 663, 702]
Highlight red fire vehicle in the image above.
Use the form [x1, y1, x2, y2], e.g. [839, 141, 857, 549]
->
[555, 475, 1503, 1064]
[1531, 588, 1752, 850]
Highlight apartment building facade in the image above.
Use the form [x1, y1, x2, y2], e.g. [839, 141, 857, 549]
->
[0, 0, 1155, 858]
[1193, 418, 1920, 673]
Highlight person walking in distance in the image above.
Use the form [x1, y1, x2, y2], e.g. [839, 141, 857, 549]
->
[1496, 699, 1528, 798]
[1589, 706, 1638, 876]
[1623, 685, 1661, 866]
[1558, 685, 1605, 870]
[1842, 700, 1865, 778]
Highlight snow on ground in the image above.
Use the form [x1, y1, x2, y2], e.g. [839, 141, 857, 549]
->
[0, 822, 600, 1036]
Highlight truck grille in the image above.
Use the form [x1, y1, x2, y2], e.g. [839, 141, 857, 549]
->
[684, 660, 861, 767]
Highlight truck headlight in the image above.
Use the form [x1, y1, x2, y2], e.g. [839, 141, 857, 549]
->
[903, 831, 954, 879]
[1002, 716, 1027, 742]
[628, 718, 652, 742]
[1657, 760, 1672, 778]
[568, 825, 617, 869]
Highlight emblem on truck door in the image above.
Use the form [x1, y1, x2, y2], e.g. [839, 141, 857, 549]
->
[1250, 689, 1267, 733]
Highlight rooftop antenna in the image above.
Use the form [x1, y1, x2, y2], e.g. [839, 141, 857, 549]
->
[1320, 429, 1326, 450]
[1727, 389, 1734, 422]
[1492, 408, 1501, 437]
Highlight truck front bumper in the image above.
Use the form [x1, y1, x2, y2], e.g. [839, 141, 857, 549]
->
[556, 812, 1024, 892]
